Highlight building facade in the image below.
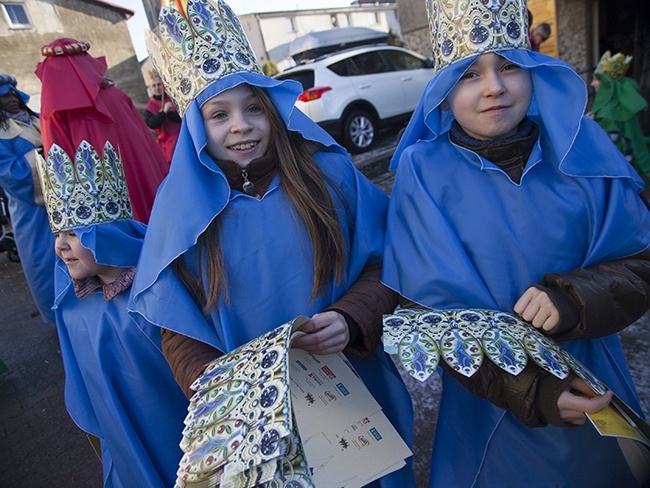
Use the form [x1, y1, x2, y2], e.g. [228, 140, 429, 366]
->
[0, 0, 148, 111]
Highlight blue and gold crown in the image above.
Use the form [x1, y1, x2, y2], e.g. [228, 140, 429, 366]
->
[38, 141, 132, 232]
[594, 50, 632, 81]
[145, 0, 263, 117]
[427, 0, 530, 72]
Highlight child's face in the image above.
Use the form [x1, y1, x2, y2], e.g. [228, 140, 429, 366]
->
[590, 76, 600, 91]
[445, 52, 532, 141]
[201, 84, 271, 168]
[55, 231, 119, 284]
[0, 91, 21, 114]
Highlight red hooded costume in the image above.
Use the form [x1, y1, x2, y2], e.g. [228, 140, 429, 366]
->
[35, 38, 168, 223]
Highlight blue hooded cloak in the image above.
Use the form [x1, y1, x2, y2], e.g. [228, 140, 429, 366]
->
[383, 50, 650, 487]
[129, 72, 415, 487]
[0, 80, 55, 322]
[53, 220, 188, 487]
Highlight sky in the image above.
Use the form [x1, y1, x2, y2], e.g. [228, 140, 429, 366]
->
[112, 0, 354, 61]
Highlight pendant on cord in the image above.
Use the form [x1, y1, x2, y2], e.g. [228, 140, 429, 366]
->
[241, 168, 255, 195]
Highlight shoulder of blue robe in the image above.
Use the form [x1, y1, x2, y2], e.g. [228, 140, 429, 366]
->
[382, 132, 650, 309]
[315, 150, 390, 276]
[130, 150, 389, 352]
[0, 133, 39, 200]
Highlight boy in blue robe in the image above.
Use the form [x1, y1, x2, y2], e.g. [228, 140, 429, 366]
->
[38, 140, 188, 487]
[128, 0, 415, 486]
[382, 0, 650, 486]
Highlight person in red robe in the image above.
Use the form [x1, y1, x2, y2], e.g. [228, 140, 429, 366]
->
[144, 70, 181, 165]
[35, 38, 169, 224]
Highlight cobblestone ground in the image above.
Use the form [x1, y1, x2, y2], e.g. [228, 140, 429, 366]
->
[0, 136, 648, 487]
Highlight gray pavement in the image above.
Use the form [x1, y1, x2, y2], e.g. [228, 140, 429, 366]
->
[0, 137, 648, 487]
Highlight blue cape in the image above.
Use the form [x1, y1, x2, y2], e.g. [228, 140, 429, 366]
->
[0, 126, 55, 322]
[129, 72, 415, 487]
[383, 50, 650, 486]
[53, 221, 188, 487]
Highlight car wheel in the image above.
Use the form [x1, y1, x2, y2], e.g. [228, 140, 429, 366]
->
[343, 109, 376, 153]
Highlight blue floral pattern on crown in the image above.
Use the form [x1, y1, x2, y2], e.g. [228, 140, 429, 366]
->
[427, 0, 530, 72]
[145, 0, 262, 117]
[38, 141, 132, 232]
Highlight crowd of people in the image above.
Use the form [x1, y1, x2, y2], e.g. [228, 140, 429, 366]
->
[1, 0, 650, 487]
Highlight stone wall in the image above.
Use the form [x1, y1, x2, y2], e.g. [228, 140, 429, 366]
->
[556, 0, 592, 83]
[0, 0, 147, 111]
[396, 0, 430, 56]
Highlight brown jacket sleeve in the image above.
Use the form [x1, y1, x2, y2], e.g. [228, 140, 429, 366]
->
[445, 249, 650, 426]
[326, 262, 399, 357]
[161, 328, 223, 399]
[442, 357, 576, 428]
[540, 249, 650, 340]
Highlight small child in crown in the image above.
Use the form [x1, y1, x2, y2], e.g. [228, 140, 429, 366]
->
[383, 0, 650, 486]
[39, 142, 188, 487]
[588, 50, 650, 177]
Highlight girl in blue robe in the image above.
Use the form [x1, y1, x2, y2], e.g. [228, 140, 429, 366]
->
[382, 3, 650, 487]
[0, 74, 55, 322]
[53, 220, 189, 487]
[129, 2, 415, 483]
[130, 69, 415, 487]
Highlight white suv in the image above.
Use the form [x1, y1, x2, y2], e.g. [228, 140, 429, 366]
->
[275, 44, 434, 153]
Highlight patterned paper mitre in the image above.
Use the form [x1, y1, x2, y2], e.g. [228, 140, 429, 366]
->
[426, 0, 530, 72]
[145, 0, 263, 116]
[594, 50, 632, 81]
[37, 140, 133, 232]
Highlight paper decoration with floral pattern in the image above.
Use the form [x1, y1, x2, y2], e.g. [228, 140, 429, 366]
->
[175, 316, 314, 488]
[382, 308, 608, 395]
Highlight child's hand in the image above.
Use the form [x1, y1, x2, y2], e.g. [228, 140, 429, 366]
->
[514, 287, 560, 333]
[290, 311, 350, 355]
[163, 101, 174, 112]
[557, 377, 613, 425]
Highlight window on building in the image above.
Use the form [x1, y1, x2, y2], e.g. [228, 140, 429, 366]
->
[286, 17, 296, 33]
[2, 3, 33, 29]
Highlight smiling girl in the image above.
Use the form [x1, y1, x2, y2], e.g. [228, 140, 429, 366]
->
[129, 1, 415, 486]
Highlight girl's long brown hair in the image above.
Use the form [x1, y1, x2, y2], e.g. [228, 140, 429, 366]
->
[173, 85, 347, 314]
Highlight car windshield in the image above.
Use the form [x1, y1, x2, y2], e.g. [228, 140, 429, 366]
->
[275, 70, 315, 91]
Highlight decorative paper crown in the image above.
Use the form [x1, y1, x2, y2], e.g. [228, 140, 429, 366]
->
[594, 50, 632, 81]
[426, 0, 530, 72]
[41, 39, 90, 57]
[38, 141, 132, 232]
[145, 0, 263, 117]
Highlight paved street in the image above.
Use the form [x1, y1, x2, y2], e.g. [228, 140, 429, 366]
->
[0, 134, 648, 487]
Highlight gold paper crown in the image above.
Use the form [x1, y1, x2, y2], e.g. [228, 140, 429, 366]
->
[427, 0, 530, 72]
[38, 141, 133, 232]
[594, 50, 632, 81]
[145, 0, 263, 117]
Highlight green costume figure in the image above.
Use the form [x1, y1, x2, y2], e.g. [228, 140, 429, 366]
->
[590, 50, 650, 176]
